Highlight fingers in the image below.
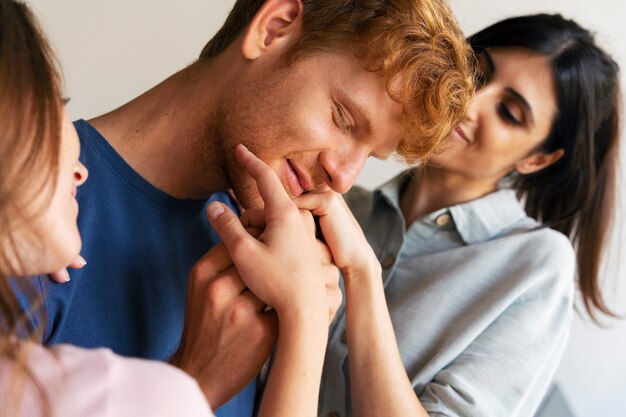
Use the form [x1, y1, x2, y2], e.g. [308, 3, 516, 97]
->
[321, 263, 342, 323]
[242, 208, 313, 238]
[207, 201, 263, 270]
[226, 188, 244, 213]
[234, 144, 294, 220]
[240, 288, 269, 313]
[327, 284, 344, 324]
[49, 268, 70, 283]
[295, 191, 339, 216]
[317, 239, 333, 264]
[68, 254, 87, 269]
[299, 209, 316, 236]
[192, 241, 234, 279]
[240, 208, 266, 230]
[322, 263, 340, 289]
[245, 226, 263, 239]
[204, 266, 248, 309]
[48, 254, 88, 283]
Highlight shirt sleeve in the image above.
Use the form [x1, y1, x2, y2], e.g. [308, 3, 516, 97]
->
[1, 342, 214, 417]
[107, 349, 214, 417]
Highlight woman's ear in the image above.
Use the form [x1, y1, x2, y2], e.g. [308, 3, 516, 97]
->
[241, 0, 304, 60]
[515, 148, 565, 175]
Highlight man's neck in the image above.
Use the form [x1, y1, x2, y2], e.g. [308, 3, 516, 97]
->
[88, 58, 234, 200]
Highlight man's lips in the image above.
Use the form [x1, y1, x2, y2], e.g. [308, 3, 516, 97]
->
[290, 160, 314, 191]
[286, 159, 305, 197]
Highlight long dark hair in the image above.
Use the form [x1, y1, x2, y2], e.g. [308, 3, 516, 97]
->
[469, 14, 621, 322]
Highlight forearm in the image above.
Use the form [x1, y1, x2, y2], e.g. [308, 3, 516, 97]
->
[344, 263, 429, 417]
[257, 310, 328, 417]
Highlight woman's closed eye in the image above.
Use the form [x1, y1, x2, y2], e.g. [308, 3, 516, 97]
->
[498, 101, 523, 126]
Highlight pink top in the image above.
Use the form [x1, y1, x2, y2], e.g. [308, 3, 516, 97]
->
[0, 341, 214, 417]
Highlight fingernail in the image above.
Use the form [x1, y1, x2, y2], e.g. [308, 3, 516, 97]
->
[207, 202, 225, 221]
[61, 268, 70, 282]
[76, 255, 87, 266]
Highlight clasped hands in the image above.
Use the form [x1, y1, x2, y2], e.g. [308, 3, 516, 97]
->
[172, 145, 376, 409]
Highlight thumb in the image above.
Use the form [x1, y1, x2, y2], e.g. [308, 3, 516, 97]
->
[207, 202, 261, 265]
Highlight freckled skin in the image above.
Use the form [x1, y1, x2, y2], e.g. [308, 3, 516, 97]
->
[206, 51, 403, 209]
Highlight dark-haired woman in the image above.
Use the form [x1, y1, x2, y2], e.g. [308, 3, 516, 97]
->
[308, 13, 621, 417]
[0, 1, 333, 416]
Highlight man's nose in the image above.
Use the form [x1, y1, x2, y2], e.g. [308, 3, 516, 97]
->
[319, 149, 369, 194]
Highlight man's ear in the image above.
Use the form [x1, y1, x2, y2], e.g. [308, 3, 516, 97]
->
[515, 149, 565, 175]
[241, 0, 303, 60]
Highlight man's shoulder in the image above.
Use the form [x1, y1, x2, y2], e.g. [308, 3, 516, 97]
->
[74, 119, 101, 143]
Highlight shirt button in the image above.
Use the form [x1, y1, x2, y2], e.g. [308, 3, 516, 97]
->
[380, 255, 395, 269]
[327, 413, 340, 417]
[435, 213, 451, 227]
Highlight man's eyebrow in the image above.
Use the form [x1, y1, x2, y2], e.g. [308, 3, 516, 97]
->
[505, 87, 536, 126]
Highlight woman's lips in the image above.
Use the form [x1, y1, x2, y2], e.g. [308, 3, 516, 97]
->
[452, 127, 470, 144]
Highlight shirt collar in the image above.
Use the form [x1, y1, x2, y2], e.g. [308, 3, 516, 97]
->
[448, 189, 530, 244]
[374, 171, 412, 212]
[373, 171, 531, 244]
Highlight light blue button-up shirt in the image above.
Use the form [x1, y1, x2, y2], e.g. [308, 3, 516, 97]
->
[318, 173, 575, 417]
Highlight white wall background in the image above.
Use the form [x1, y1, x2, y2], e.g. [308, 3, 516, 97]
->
[27, 1, 626, 416]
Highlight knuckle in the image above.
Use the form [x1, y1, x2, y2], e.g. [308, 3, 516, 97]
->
[204, 276, 229, 302]
[229, 234, 252, 259]
[230, 304, 249, 326]
[189, 262, 210, 283]
[247, 319, 270, 344]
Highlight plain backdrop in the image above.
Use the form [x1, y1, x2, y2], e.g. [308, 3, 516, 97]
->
[26, 1, 626, 416]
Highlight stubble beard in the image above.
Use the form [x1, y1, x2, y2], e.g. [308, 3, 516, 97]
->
[205, 95, 266, 210]
[202, 55, 313, 210]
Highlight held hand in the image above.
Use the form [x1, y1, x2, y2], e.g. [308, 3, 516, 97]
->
[241, 207, 342, 323]
[171, 240, 277, 409]
[295, 191, 380, 279]
[207, 144, 329, 320]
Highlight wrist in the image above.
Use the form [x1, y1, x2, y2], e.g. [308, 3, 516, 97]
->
[342, 256, 382, 283]
[277, 303, 328, 333]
